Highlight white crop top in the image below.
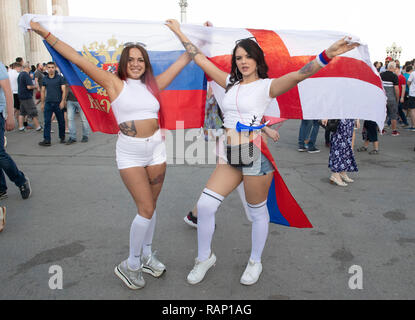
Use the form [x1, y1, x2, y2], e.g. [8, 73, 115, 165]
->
[221, 76, 273, 129]
[111, 78, 160, 124]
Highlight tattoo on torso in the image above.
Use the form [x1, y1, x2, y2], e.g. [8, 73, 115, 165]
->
[119, 121, 138, 137]
[299, 61, 315, 75]
[182, 41, 200, 59]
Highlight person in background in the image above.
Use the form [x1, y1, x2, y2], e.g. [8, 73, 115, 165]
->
[64, 85, 90, 144]
[380, 61, 400, 136]
[7, 62, 21, 124]
[406, 66, 415, 131]
[323, 119, 358, 186]
[357, 120, 379, 154]
[374, 61, 381, 73]
[34, 63, 44, 105]
[0, 60, 32, 203]
[391, 65, 409, 127]
[379, 56, 392, 73]
[38, 61, 66, 146]
[297, 120, 321, 153]
[402, 65, 413, 128]
[17, 63, 42, 132]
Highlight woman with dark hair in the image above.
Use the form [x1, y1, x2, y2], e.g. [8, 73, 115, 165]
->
[29, 20, 191, 290]
[166, 19, 359, 285]
[374, 61, 381, 72]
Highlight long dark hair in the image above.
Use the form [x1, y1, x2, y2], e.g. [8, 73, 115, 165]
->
[117, 45, 160, 103]
[226, 39, 269, 92]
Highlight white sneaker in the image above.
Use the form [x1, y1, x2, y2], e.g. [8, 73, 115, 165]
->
[240, 259, 262, 285]
[187, 252, 216, 285]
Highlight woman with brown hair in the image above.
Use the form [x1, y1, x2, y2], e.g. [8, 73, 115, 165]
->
[29, 20, 191, 290]
[166, 19, 359, 286]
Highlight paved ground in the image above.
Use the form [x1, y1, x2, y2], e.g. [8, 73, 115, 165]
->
[0, 115, 414, 300]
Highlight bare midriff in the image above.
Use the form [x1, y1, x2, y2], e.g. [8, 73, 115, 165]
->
[119, 118, 159, 138]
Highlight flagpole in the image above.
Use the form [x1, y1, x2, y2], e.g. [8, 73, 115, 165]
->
[179, 0, 188, 23]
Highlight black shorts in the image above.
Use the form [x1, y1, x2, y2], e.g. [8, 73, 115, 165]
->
[20, 99, 38, 117]
[363, 120, 378, 142]
[406, 96, 415, 109]
[13, 94, 20, 110]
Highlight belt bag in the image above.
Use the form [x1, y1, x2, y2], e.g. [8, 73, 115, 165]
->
[226, 142, 260, 168]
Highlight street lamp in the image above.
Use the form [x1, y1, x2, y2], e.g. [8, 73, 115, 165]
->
[179, 0, 188, 23]
[386, 42, 402, 60]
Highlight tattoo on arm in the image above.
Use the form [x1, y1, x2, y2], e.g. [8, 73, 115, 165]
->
[182, 41, 200, 59]
[299, 61, 315, 76]
[119, 121, 137, 137]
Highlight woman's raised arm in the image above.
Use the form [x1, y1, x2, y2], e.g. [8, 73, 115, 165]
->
[29, 20, 122, 99]
[155, 52, 192, 91]
[268, 37, 360, 98]
[165, 19, 228, 89]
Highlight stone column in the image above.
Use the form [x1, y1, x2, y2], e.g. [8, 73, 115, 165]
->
[28, 0, 50, 65]
[0, 0, 26, 65]
[52, 0, 69, 16]
[20, 0, 31, 64]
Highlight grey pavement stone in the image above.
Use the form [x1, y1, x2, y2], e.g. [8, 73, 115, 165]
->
[0, 117, 414, 300]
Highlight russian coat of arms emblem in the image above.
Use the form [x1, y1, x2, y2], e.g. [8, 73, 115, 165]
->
[78, 36, 124, 113]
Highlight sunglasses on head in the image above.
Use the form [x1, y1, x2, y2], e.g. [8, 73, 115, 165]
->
[235, 37, 257, 45]
[124, 41, 147, 48]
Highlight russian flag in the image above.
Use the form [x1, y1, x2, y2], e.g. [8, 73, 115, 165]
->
[254, 136, 312, 228]
[43, 42, 206, 134]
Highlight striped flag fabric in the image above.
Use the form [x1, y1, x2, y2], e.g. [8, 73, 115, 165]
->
[20, 14, 386, 133]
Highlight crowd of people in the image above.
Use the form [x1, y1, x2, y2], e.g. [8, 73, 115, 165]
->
[1, 17, 414, 291]
[5, 58, 91, 146]
[0, 56, 92, 232]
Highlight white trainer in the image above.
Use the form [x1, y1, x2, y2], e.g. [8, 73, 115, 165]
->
[187, 252, 216, 285]
[240, 259, 262, 285]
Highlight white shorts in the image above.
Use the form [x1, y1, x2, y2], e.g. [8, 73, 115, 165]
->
[116, 130, 167, 170]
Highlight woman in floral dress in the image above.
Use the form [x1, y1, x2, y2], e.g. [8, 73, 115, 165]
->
[323, 119, 358, 186]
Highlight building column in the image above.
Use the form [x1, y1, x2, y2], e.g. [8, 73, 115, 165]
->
[28, 0, 50, 65]
[0, 0, 26, 65]
[52, 0, 69, 16]
[20, 0, 31, 64]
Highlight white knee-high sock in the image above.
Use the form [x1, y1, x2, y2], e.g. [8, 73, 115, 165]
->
[128, 214, 151, 270]
[247, 200, 270, 263]
[142, 211, 157, 257]
[197, 188, 224, 261]
[236, 182, 252, 222]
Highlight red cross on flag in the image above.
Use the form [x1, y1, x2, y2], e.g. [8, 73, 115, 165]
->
[184, 25, 386, 129]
